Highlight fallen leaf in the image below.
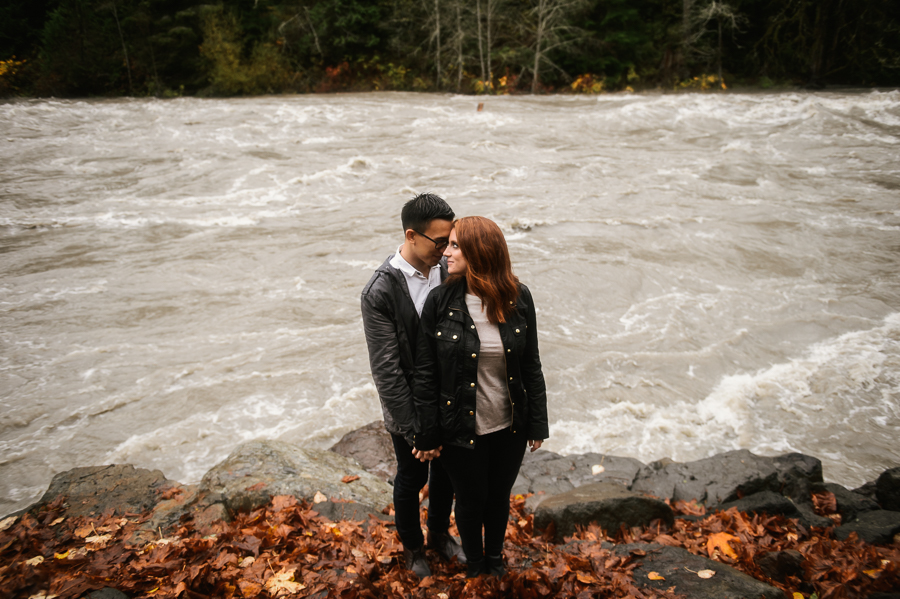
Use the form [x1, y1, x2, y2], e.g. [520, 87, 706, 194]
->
[648, 571, 665, 580]
[239, 556, 255, 568]
[864, 568, 881, 578]
[25, 556, 45, 566]
[28, 593, 58, 599]
[54, 551, 69, 559]
[265, 568, 305, 595]
[50, 517, 65, 526]
[341, 475, 360, 483]
[0, 516, 16, 531]
[591, 464, 605, 475]
[793, 593, 804, 599]
[246, 482, 267, 492]
[576, 571, 598, 584]
[707, 532, 739, 560]
[697, 569, 716, 579]
[313, 491, 327, 503]
[85, 533, 112, 544]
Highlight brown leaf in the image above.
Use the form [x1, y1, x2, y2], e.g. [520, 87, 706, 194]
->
[341, 475, 360, 484]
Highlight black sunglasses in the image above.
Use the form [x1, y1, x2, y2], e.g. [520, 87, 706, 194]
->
[415, 231, 450, 251]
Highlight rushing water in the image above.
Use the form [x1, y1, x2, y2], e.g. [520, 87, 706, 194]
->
[1, 91, 899, 516]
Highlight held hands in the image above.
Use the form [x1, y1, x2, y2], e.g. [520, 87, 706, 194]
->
[528, 439, 543, 452]
[412, 446, 442, 462]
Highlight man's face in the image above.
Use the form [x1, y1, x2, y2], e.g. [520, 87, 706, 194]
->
[412, 219, 453, 268]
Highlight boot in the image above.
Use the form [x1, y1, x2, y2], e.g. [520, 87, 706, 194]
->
[426, 530, 467, 564]
[465, 557, 486, 578]
[403, 545, 431, 579]
[485, 554, 506, 578]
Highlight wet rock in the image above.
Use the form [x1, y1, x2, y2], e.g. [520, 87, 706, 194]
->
[630, 449, 822, 506]
[876, 467, 900, 511]
[533, 482, 673, 541]
[755, 549, 804, 583]
[834, 510, 900, 544]
[328, 420, 397, 483]
[513, 450, 645, 509]
[309, 499, 390, 524]
[823, 482, 879, 524]
[716, 491, 832, 529]
[609, 543, 783, 599]
[30, 464, 179, 518]
[200, 440, 393, 518]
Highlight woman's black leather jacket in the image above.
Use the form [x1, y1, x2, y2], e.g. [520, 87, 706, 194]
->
[412, 279, 549, 451]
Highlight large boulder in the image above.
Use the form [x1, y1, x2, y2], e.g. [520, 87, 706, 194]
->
[329, 420, 396, 482]
[30, 464, 180, 518]
[834, 510, 900, 545]
[716, 491, 832, 529]
[200, 440, 393, 518]
[876, 468, 900, 512]
[533, 482, 673, 541]
[755, 549, 804, 583]
[607, 543, 784, 599]
[630, 450, 822, 507]
[513, 450, 645, 509]
[823, 482, 880, 524]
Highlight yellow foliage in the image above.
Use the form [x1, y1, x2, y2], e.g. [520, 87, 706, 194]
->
[676, 73, 727, 91]
[571, 74, 604, 94]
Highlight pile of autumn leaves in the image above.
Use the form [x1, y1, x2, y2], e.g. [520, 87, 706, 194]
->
[1, 489, 898, 599]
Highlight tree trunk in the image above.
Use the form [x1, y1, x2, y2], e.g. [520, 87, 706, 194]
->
[111, 1, 133, 94]
[486, 0, 493, 86]
[532, 0, 544, 93]
[476, 0, 485, 82]
[456, 0, 464, 91]
[434, 0, 442, 87]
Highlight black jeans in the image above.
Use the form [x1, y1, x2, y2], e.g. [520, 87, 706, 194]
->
[391, 434, 455, 549]
[438, 427, 527, 561]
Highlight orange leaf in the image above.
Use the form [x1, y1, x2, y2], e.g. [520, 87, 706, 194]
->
[648, 571, 665, 580]
[707, 532, 739, 560]
[341, 475, 360, 484]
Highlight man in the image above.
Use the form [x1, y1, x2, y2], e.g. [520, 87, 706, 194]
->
[360, 193, 465, 577]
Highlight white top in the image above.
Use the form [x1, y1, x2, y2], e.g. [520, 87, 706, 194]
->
[466, 293, 512, 435]
[390, 245, 442, 317]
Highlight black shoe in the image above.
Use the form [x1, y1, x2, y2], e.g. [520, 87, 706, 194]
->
[403, 545, 431, 578]
[466, 557, 486, 578]
[485, 554, 506, 578]
[427, 530, 467, 564]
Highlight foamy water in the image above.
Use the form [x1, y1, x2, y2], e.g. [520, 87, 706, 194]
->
[1, 91, 899, 515]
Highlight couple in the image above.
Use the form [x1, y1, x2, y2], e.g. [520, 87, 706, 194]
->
[361, 193, 549, 579]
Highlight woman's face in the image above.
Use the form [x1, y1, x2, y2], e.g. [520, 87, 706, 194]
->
[443, 229, 468, 275]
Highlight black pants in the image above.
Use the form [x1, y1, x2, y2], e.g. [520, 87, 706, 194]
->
[438, 427, 527, 561]
[391, 434, 455, 549]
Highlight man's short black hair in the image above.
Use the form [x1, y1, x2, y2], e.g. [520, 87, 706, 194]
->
[401, 193, 455, 233]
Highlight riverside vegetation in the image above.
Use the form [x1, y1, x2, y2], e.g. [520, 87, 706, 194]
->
[0, 428, 898, 599]
[1, 0, 899, 98]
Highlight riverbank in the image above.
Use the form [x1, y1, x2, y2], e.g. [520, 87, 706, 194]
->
[2, 423, 898, 598]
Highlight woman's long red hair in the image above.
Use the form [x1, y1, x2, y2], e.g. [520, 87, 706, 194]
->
[447, 216, 518, 324]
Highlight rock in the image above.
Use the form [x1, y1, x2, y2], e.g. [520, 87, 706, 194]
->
[200, 440, 393, 518]
[30, 464, 180, 518]
[876, 467, 900, 511]
[823, 482, 879, 524]
[853, 480, 878, 501]
[533, 482, 673, 541]
[329, 420, 397, 483]
[609, 543, 783, 599]
[512, 450, 645, 507]
[630, 449, 822, 507]
[310, 499, 390, 524]
[834, 510, 900, 544]
[755, 549, 804, 583]
[717, 491, 831, 529]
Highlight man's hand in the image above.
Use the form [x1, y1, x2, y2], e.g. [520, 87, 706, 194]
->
[412, 446, 442, 462]
[528, 439, 543, 452]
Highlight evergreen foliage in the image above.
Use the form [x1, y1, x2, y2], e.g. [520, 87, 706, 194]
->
[1, 0, 897, 96]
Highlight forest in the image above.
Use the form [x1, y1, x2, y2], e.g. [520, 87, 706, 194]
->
[1, 0, 899, 97]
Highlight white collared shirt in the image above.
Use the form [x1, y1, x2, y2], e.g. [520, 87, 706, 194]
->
[390, 245, 442, 316]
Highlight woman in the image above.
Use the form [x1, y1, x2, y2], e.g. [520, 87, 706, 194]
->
[412, 216, 548, 578]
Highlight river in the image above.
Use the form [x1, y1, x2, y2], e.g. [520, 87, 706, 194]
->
[1, 91, 899, 516]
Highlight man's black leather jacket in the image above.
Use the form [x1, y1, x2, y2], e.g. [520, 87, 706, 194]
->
[412, 279, 549, 451]
[360, 256, 447, 445]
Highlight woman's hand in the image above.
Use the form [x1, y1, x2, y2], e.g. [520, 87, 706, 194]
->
[412, 446, 442, 462]
[528, 439, 543, 452]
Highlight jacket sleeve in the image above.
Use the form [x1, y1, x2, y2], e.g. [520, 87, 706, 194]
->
[361, 280, 416, 436]
[519, 285, 549, 441]
[411, 290, 442, 451]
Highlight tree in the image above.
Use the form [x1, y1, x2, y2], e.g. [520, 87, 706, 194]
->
[692, 0, 744, 80]
[527, 0, 586, 92]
